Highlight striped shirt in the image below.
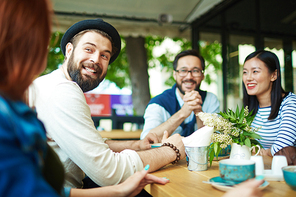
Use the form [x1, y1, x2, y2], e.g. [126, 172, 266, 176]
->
[251, 92, 296, 156]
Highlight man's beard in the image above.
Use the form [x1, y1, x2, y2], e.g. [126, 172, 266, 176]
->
[67, 53, 106, 92]
[176, 79, 199, 95]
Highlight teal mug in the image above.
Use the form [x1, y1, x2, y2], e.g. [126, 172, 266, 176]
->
[219, 159, 255, 183]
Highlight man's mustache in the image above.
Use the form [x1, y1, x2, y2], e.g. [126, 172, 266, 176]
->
[182, 79, 196, 84]
[81, 62, 102, 74]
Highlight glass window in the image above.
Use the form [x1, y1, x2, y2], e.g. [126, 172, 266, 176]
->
[264, 38, 284, 89]
[228, 35, 255, 111]
[199, 32, 222, 112]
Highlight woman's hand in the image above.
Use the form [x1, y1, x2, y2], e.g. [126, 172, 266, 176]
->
[70, 165, 169, 197]
[259, 148, 272, 157]
[117, 165, 169, 197]
[222, 178, 264, 197]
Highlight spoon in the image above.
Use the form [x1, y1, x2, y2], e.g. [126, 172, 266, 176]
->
[202, 181, 237, 186]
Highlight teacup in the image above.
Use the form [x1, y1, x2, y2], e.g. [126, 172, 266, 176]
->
[219, 159, 255, 183]
[282, 166, 296, 191]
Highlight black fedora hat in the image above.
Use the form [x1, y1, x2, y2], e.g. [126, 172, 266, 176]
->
[60, 18, 121, 65]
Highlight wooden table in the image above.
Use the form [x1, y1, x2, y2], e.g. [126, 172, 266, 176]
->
[145, 156, 296, 197]
[99, 129, 142, 139]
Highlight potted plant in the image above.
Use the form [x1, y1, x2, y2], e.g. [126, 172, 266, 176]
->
[197, 106, 262, 166]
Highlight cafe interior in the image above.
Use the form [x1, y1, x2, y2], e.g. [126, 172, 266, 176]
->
[50, 0, 296, 196]
[53, 0, 296, 112]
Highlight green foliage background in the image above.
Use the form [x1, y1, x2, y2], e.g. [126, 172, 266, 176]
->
[45, 32, 222, 92]
[44, 32, 64, 75]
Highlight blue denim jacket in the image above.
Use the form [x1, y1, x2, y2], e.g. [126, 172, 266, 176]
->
[0, 95, 69, 196]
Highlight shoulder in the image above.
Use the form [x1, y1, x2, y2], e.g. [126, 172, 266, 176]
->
[0, 96, 46, 149]
[279, 92, 296, 115]
[0, 97, 13, 134]
[153, 87, 175, 99]
[149, 86, 176, 104]
[283, 92, 296, 100]
[205, 91, 217, 99]
[281, 92, 296, 106]
[34, 69, 78, 89]
[145, 103, 167, 113]
[0, 97, 31, 123]
[33, 69, 83, 101]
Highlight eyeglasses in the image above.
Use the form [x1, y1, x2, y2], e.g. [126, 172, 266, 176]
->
[175, 68, 204, 77]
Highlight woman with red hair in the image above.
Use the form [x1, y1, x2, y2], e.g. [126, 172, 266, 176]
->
[0, 0, 168, 196]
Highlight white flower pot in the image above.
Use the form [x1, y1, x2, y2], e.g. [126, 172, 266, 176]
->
[229, 143, 260, 160]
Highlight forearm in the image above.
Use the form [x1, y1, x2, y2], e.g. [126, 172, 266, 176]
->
[271, 104, 296, 155]
[196, 115, 204, 129]
[70, 185, 123, 197]
[149, 110, 187, 139]
[137, 146, 177, 172]
[106, 140, 140, 152]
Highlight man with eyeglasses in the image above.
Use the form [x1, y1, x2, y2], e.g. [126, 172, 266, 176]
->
[140, 49, 220, 142]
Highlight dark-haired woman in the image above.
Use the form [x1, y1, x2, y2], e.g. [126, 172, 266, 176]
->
[0, 0, 265, 196]
[243, 50, 296, 165]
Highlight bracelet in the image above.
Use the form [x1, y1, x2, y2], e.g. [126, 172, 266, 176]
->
[162, 142, 181, 164]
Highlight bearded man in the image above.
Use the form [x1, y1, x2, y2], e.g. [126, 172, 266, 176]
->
[29, 19, 185, 190]
[140, 50, 220, 141]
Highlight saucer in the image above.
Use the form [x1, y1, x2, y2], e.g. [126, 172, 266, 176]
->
[263, 170, 284, 181]
[151, 143, 162, 148]
[208, 176, 269, 192]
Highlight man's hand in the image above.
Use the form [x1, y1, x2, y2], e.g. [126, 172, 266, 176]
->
[161, 131, 185, 160]
[144, 132, 161, 144]
[139, 133, 160, 150]
[182, 91, 203, 116]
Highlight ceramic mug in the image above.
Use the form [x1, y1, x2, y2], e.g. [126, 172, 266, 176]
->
[219, 159, 256, 183]
[250, 155, 264, 175]
[229, 143, 261, 160]
[272, 155, 288, 175]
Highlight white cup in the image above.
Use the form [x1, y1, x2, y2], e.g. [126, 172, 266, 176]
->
[250, 156, 264, 175]
[271, 155, 288, 175]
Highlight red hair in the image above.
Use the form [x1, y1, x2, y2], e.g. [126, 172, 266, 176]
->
[0, 0, 52, 100]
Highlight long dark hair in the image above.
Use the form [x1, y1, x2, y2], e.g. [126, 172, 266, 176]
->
[243, 50, 285, 120]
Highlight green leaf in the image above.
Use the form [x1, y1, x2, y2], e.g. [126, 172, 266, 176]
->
[239, 109, 245, 123]
[243, 132, 262, 139]
[218, 111, 228, 119]
[214, 143, 218, 154]
[245, 138, 251, 147]
[250, 139, 262, 147]
[246, 114, 256, 124]
[209, 150, 215, 167]
[216, 147, 221, 160]
[235, 106, 240, 117]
